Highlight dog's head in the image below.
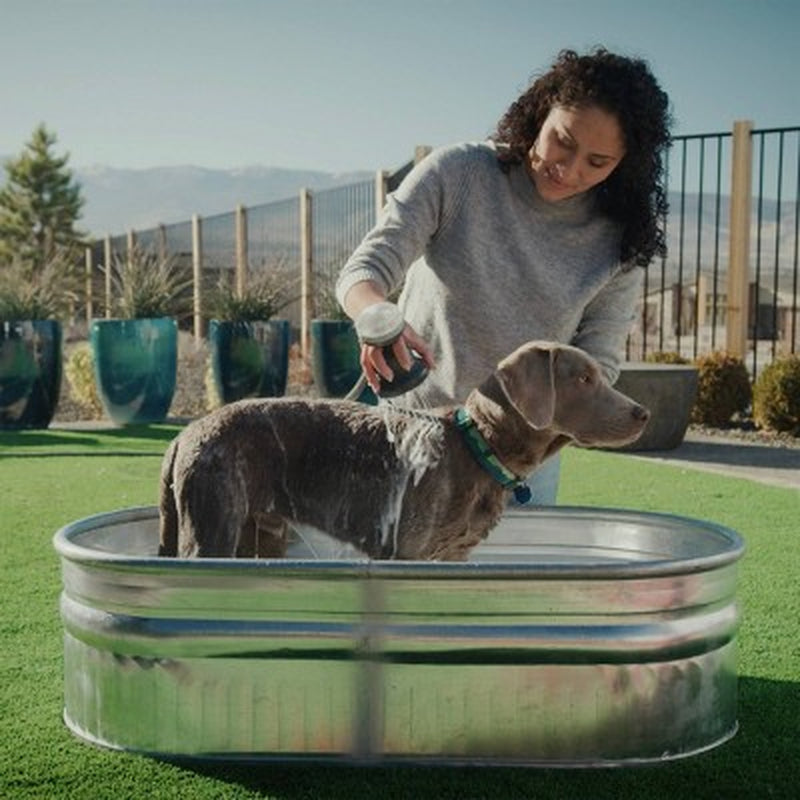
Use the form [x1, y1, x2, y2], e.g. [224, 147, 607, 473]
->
[494, 341, 650, 448]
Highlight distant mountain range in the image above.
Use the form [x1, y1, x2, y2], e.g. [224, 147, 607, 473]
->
[69, 164, 374, 236]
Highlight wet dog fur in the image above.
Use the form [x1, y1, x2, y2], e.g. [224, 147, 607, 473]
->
[158, 341, 649, 561]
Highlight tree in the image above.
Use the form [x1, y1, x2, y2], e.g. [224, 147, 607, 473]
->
[0, 124, 86, 269]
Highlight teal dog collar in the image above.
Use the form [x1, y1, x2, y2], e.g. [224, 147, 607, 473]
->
[453, 407, 532, 504]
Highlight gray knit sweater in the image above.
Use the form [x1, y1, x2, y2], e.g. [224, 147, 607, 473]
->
[336, 142, 643, 407]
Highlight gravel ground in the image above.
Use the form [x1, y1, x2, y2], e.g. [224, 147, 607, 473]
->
[52, 332, 800, 450]
[686, 422, 800, 449]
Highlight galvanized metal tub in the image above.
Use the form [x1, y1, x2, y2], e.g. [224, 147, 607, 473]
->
[53, 505, 744, 766]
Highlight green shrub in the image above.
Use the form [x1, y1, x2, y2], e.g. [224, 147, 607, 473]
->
[65, 343, 104, 418]
[644, 350, 690, 364]
[752, 354, 800, 435]
[691, 351, 752, 426]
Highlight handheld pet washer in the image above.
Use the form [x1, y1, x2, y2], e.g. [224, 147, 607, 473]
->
[350, 302, 429, 399]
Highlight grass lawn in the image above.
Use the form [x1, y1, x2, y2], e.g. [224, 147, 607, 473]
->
[1, 425, 797, 799]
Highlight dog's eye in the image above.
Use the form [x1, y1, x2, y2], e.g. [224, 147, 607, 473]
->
[579, 372, 592, 384]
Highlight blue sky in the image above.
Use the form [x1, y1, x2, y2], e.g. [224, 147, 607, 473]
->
[1, 0, 798, 173]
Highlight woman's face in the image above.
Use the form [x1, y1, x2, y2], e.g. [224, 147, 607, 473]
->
[527, 104, 626, 202]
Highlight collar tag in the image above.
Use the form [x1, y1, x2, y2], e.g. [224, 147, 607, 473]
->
[513, 484, 533, 504]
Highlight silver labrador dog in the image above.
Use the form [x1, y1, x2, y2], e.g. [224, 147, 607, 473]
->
[159, 341, 649, 561]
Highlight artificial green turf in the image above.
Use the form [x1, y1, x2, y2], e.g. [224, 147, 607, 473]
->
[1, 428, 797, 799]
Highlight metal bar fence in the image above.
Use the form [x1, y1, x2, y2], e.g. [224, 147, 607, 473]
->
[200, 211, 237, 272]
[86, 126, 800, 376]
[311, 179, 376, 317]
[629, 125, 799, 375]
[744, 126, 799, 372]
[629, 131, 732, 361]
[248, 196, 302, 328]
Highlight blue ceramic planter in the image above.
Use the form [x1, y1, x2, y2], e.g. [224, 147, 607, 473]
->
[209, 319, 289, 404]
[0, 319, 62, 429]
[90, 318, 177, 425]
[310, 319, 375, 403]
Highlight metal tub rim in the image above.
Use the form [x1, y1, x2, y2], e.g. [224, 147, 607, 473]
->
[53, 504, 745, 579]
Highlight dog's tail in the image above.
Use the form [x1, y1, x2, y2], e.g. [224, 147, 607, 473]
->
[158, 437, 180, 557]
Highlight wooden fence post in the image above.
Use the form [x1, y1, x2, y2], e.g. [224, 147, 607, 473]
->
[103, 235, 112, 318]
[235, 204, 247, 297]
[84, 246, 93, 323]
[300, 188, 313, 359]
[374, 169, 387, 217]
[726, 120, 753, 358]
[157, 224, 167, 263]
[192, 214, 203, 344]
[414, 145, 432, 164]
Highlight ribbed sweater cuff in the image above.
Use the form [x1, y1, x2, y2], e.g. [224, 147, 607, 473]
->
[335, 268, 390, 309]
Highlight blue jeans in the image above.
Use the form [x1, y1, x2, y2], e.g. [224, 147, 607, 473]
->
[509, 454, 560, 507]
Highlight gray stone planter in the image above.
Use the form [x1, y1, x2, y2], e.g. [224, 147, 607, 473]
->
[613, 363, 699, 451]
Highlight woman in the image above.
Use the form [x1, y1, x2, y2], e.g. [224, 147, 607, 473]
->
[335, 48, 671, 503]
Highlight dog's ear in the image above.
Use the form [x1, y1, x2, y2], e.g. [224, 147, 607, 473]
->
[495, 344, 555, 429]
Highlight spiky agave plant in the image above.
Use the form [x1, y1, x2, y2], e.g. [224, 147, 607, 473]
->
[0, 249, 81, 321]
[107, 245, 193, 319]
[207, 261, 299, 322]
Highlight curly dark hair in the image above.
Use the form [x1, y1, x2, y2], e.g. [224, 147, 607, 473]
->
[493, 48, 672, 268]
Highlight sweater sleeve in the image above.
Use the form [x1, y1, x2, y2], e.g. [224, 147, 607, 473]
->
[571, 265, 644, 384]
[335, 146, 471, 307]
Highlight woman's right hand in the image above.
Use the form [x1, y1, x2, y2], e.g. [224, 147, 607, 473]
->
[360, 323, 435, 395]
[342, 280, 434, 395]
